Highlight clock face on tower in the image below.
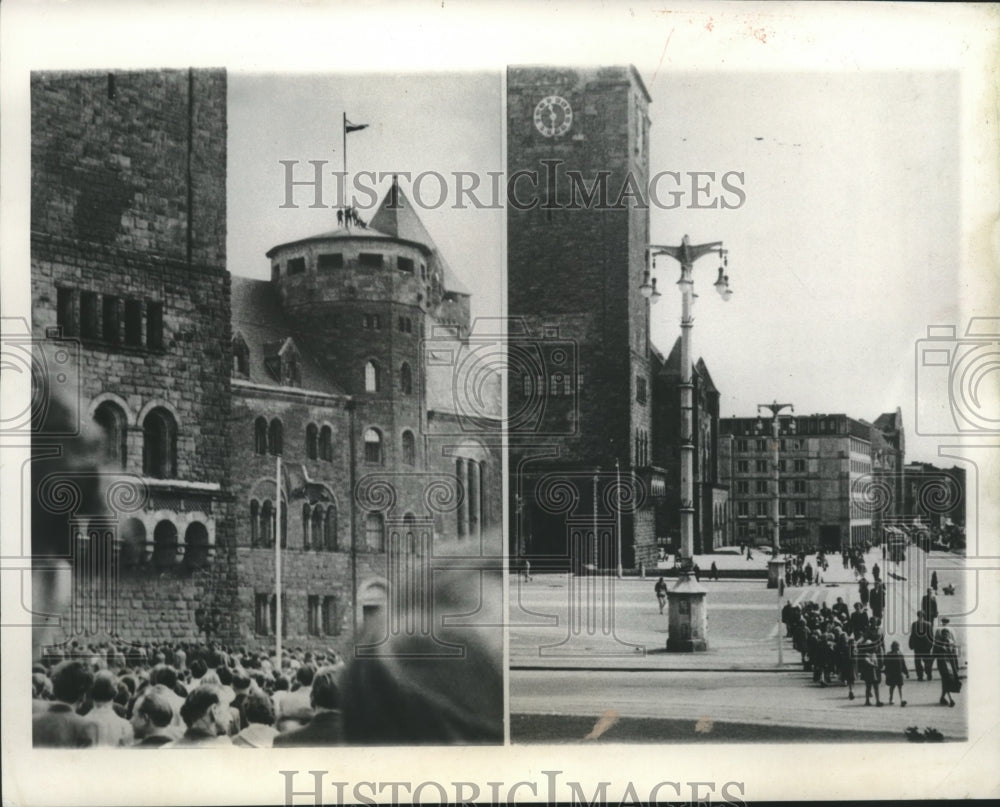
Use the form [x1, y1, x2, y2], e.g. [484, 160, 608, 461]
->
[533, 95, 573, 137]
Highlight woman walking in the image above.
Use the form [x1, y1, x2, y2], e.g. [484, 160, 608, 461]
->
[883, 640, 909, 706]
[934, 618, 960, 707]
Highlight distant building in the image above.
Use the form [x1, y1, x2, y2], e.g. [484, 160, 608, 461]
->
[869, 408, 906, 538]
[902, 461, 965, 536]
[720, 414, 877, 552]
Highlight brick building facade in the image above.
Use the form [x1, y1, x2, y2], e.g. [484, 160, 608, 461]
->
[30, 69, 500, 655]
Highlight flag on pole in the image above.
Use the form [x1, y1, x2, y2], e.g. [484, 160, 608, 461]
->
[345, 119, 369, 134]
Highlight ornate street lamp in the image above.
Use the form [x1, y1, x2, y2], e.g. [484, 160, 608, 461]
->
[644, 235, 732, 652]
[756, 401, 796, 589]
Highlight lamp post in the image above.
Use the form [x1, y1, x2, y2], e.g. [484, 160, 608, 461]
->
[643, 235, 732, 651]
[755, 401, 795, 589]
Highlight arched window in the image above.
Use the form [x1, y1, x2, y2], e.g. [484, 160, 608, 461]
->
[254, 417, 268, 455]
[319, 425, 333, 462]
[400, 362, 412, 395]
[152, 520, 178, 568]
[302, 503, 311, 550]
[268, 418, 283, 456]
[250, 499, 260, 546]
[365, 512, 385, 552]
[364, 428, 383, 464]
[119, 517, 146, 567]
[364, 360, 380, 393]
[324, 504, 338, 550]
[311, 507, 324, 550]
[261, 500, 273, 547]
[402, 430, 416, 466]
[306, 423, 318, 460]
[93, 401, 128, 470]
[143, 408, 177, 479]
[184, 522, 210, 568]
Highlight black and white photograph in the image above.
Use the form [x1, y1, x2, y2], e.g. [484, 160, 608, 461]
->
[506, 64, 974, 744]
[23, 67, 505, 751]
[1, 2, 998, 806]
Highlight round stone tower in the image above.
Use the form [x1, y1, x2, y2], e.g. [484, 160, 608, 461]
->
[265, 180, 470, 471]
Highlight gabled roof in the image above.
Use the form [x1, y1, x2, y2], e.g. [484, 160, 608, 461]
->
[695, 357, 718, 395]
[230, 276, 344, 396]
[654, 336, 715, 390]
[656, 336, 683, 376]
[873, 409, 902, 432]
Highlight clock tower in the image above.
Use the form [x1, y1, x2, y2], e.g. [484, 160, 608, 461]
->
[507, 65, 661, 571]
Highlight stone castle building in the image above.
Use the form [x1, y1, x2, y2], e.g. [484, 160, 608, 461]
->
[30, 68, 500, 655]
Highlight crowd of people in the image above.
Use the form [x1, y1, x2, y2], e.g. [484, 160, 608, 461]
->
[31, 631, 502, 748]
[781, 575, 961, 709]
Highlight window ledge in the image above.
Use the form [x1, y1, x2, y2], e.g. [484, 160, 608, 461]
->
[140, 478, 222, 492]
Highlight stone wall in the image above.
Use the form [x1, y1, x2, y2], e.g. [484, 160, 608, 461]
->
[30, 68, 235, 647]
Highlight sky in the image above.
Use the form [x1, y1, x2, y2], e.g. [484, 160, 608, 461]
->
[641, 69, 961, 462]
[227, 71, 504, 321]
[228, 68, 961, 463]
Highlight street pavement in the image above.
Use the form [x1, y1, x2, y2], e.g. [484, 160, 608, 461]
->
[509, 546, 968, 671]
[509, 546, 970, 739]
[510, 668, 967, 740]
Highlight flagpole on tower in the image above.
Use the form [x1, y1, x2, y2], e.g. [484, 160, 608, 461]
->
[342, 115, 369, 221]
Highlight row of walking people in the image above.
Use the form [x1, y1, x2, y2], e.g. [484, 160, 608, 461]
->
[784, 599, 961, 707]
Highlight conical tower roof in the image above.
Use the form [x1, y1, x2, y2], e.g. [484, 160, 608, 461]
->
[371, 177, 470, 295]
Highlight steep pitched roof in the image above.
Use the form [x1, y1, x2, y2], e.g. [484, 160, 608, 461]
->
[370, 178, 470, 295]
[695, 357, 718, 395]
[230, 276, 344, 395]
[873, 410, 901, 432]
[656, 336, 683, 376]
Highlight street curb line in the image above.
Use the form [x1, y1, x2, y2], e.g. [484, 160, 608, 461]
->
[510, 665, 803, 673]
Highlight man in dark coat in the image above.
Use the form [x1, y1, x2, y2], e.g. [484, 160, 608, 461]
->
[909, 609, 935, 681]
[273, 666, 344, 747]
[781, 601, 794, 637]
[870, 582, 885, 621]
[807, 630, 824, 683]
[793, 618, 810, 669]
[921, 588, 939, 626]
[33, 661, 98, 748]
[849, 602, 870, 637]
